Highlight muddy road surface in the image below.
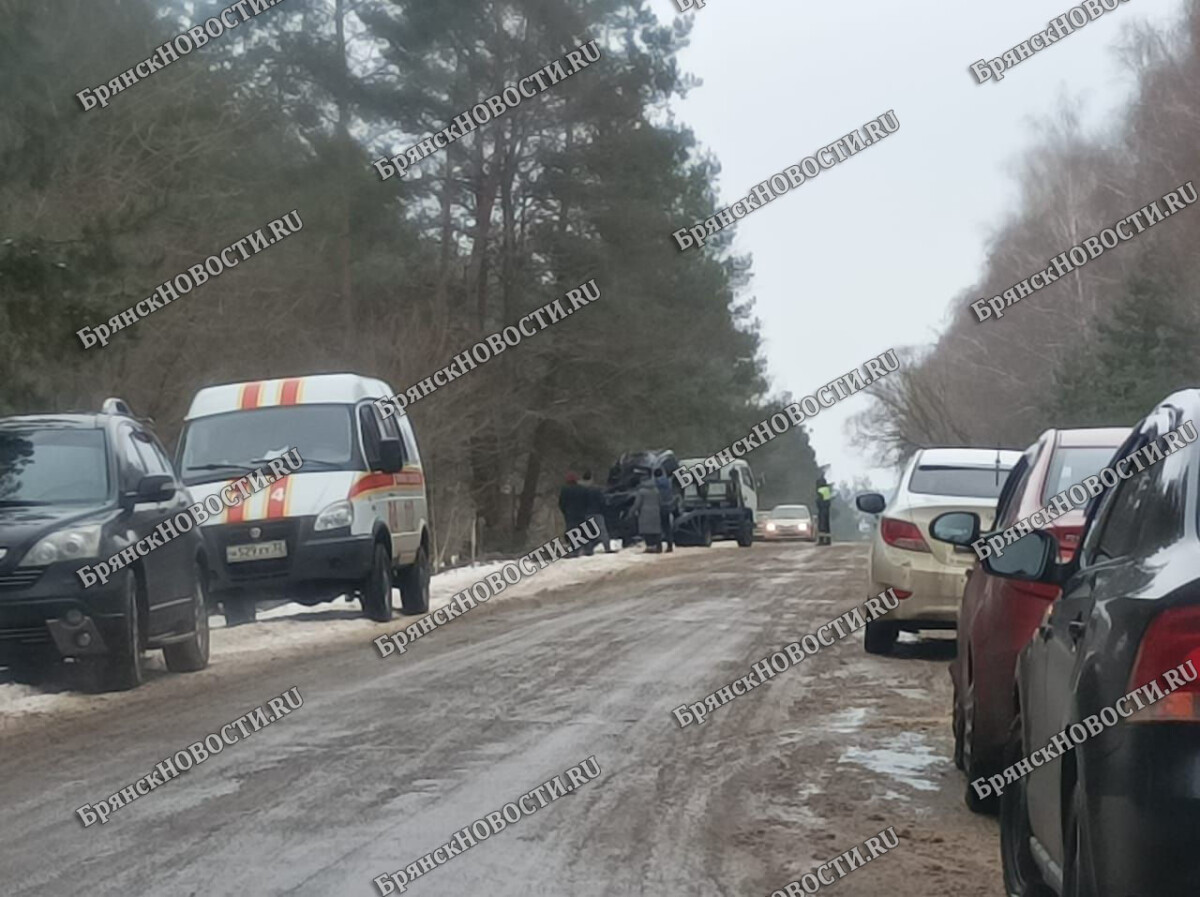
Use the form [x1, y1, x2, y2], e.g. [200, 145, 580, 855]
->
[0, 543, 1002, 896]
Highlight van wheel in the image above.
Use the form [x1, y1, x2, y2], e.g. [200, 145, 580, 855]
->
[362, 543, 395, 622]
[397, 545, 431, 615]
[86, 572, 144, 692]
[699, 520, 713, 547]
[863, 619, 897, 655]
[164, 565, 211, 673]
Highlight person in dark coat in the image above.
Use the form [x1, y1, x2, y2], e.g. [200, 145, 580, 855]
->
[630, 474, 663, 552]
[581, 471, 615, 555]
[654, 468, 675, 553]
[559, 471, 591, 557]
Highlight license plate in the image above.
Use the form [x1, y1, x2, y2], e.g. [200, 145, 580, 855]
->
[226, 540, 287, 563]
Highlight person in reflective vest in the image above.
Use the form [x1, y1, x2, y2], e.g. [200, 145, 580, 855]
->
[816, 477, 834, 546]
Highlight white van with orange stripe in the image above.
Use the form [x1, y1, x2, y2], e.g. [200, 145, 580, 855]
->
[176, 373, 430, 626]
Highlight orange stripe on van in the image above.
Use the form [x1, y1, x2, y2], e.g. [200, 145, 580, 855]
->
[348, 473, 395, 501]
[239, 382, 263, 410]
[226, 487, 246, 524]
[266, 477, 290, 519]
[280, 378, 303, 406]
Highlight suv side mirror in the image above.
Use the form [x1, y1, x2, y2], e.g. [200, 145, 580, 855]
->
[930, 511, 981, 547]
[856, 492, 886, 515]
[378, 437, 404, 474]
[981, 530, 1058, 581]
[128, 474, 175, 507]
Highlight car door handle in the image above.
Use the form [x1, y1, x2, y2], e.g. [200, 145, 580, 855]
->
[1067, 620, 1086, 641]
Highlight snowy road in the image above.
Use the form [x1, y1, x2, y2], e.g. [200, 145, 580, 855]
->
[0, 544, 1003, 896]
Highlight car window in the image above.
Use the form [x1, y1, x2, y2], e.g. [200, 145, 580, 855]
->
[995, 453, 1033, 528]
[908, 464, 1012, 499]
[0, 427, 110, 505]
[358, 405, 382, 468]
[117, 425, 147, 491]
[1041, 446, 1118, 504]
[1090, 434, 1185, 562]
[772, 506, 811, 519]
[132, 431, 174, 480]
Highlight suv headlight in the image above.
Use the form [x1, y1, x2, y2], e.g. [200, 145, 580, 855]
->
[314, 500, 353, 532]
[20, 524, 103, 566]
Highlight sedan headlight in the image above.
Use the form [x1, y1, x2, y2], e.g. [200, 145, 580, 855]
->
[314, 500, 353, 532]
[766, 523, 776, 532]
[20, 525, 103, 566]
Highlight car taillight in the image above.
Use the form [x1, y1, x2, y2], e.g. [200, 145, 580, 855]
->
[1127, 605, 1200, 723]
[880, 517, 930, 553]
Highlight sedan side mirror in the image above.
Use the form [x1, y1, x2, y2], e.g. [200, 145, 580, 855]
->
[378, 437, 404, 474]
[930, 511, 981, 547]
[981, 530, 1058, 582]
[856, 492, 886, 515]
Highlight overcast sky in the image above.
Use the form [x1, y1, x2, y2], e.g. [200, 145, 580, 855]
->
[648, 0, 1186, 491]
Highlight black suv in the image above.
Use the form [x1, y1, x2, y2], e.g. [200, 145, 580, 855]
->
[0, 399, 209, 691]
[932, 390, 1200, 897]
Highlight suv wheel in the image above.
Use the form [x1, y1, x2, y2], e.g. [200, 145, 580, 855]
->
[164, 565, 211, 673]
[1000, 716, 1054, 896]
[87, 572, 144, 692]
[863, 619, 898, 655]
[397, 544, 431, 615]
[361, 542, 394, 622]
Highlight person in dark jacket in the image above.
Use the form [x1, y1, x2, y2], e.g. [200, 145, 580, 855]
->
[631, 474, 663, 552]
[559, 471, 591, 557]
[581, 471, 614, 555]
[654, 468, 675, 553]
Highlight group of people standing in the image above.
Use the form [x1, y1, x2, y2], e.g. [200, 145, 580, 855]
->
[557, 470, 617, 557]
[558, 467, 677, 555]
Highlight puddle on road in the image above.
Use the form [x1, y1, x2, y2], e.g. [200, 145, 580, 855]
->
[836, 730, 943, 792]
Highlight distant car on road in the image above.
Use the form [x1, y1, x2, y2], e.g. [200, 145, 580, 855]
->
[938, 426, 1127, 813]
[856, 447, 1021, 654]
[935, 394, 1200, 897]
[0, 399, 210, 691]
[761, 504, 816, 542]
[178, 374, 430, 626]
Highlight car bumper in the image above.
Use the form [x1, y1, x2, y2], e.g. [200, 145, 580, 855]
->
[0, 564, 130, 659]
[870, 549, 971, 625]
[1082, 725, 1200, 896]
[762, 528, 814, 541]
[200, 517, 376, 601]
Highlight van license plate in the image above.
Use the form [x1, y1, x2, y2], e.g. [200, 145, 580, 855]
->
[226, 540, 287, 563]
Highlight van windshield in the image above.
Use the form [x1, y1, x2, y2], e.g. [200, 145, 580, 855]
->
[178, 405, 357, 485]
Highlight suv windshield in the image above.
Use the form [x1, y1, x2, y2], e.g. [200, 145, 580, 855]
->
[179, 405, 356, 485]
[772, 506, 811, 519]
[1042, 446, 1117, 503]
[909, 464, 1012, 499]
[0, 428, 110, 505]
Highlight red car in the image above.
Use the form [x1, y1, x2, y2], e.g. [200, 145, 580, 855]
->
[947, 426, 1128, 813]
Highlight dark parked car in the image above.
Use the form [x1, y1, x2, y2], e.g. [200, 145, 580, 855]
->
[0, 399, 209, 691]
[947, 426, 1127, 813]
[933, 392, 1200, 896]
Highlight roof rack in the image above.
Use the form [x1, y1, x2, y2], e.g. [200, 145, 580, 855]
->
[100, 397, 135, 418]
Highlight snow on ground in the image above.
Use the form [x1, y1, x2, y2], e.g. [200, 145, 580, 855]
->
[0, 542, 734, 722]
